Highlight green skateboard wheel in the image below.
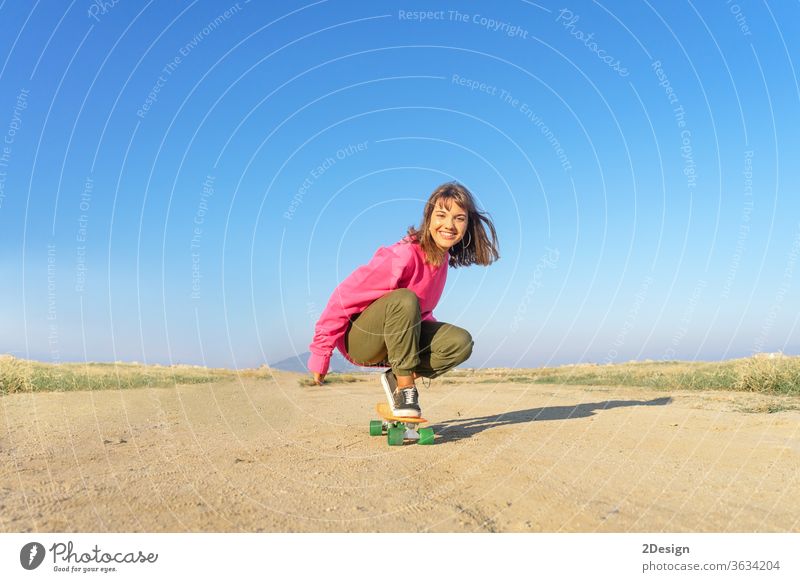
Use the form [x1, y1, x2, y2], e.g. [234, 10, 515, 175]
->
[369, 420, 383, 436]
[418, 427, 434, 445]
[387, 426, 405, 446]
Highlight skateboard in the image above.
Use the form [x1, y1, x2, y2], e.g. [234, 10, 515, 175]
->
[370, 403, 434, 446]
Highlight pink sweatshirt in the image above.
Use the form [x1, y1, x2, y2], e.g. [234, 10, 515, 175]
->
[307, 236, 449, 375]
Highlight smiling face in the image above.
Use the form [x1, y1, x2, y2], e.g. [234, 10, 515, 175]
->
[428, 198, 468, 252]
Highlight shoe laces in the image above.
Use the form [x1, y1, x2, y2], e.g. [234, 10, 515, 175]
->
[401, 386, 418, 404]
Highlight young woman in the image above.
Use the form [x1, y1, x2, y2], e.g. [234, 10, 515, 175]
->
[307, 182, 499, 417]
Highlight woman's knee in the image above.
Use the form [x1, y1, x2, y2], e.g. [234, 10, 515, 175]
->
[384, 288, 419, 312]
[444, 326, 473, 362]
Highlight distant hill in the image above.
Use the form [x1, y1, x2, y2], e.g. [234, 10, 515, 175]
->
[271, 351, 381, 374]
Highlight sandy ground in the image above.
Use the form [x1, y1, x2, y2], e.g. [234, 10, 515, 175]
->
[1, 372, 799, 532]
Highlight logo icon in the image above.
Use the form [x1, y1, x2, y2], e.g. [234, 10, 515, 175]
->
[20, 542, 46, 570]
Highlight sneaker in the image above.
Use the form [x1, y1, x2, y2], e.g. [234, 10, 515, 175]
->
[393, 386, 421, 418]
[380, 371, 422, 417]
[380, 370, 398, 410]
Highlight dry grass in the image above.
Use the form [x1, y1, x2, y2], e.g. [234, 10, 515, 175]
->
[731, 355, 800, 395]
[0, 355, 271, 395]
[451, 353, 800, 396]
[3, 353, 798, 397]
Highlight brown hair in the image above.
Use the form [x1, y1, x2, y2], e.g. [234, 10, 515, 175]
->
[406, 182, 500, 268]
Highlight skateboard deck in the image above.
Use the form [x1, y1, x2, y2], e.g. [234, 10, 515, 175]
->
[376, 402, 427, 424]
[370, 403, 434, 445]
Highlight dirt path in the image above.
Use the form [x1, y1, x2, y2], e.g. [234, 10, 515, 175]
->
[2, 372, 799, 532]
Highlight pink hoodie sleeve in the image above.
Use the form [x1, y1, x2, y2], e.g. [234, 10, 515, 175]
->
[307, 243, 414, 375]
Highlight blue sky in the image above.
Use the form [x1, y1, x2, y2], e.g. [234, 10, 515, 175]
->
[1, 0, 798, 369]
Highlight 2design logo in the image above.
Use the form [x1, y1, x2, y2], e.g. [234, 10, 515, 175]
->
[20, 542, 46, 570]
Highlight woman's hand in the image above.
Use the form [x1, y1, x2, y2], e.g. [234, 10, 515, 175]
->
[313, 372, 326, 385]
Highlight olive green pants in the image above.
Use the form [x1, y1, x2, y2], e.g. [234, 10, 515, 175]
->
[344, 288, 473, 378]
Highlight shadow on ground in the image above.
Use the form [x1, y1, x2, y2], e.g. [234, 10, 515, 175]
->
[431, 397, 673, 443]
